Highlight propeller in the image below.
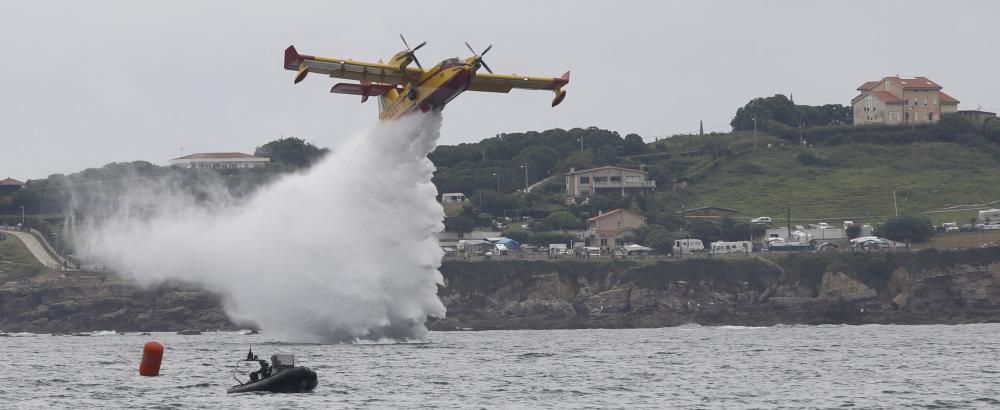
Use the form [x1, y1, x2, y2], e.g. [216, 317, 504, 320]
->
[464, 42, 493, 74]
[399, 34, 426, 70]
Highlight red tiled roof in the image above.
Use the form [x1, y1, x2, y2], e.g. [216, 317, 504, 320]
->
[894, 76, 941, 89]
[0, 178, 24, 186]
[871, 91, 903, 104]
[587, 208, 643, 222]
[170, 152, 264, 160]
[566, 165, 647, 175]
[939, 91, 959, 104]
[857, 81, 879, 91]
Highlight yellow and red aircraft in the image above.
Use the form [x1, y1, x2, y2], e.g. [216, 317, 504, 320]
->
[284, 35, 569, 120]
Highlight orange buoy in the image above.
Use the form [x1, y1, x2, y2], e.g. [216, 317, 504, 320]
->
[139, 341, 164, 376]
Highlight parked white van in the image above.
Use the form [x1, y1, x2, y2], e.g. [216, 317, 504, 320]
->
[674, 239, 705, 255]
[710, 241, 752, 255]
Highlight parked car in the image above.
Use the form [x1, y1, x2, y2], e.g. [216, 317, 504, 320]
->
[816, 222, 832, 229]
[942, 222, 959, 233]
[960, 224, 976, 232]
[750, 217, 772, 224]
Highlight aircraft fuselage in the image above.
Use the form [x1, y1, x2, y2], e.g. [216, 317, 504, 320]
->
[379, 61, 474, 120]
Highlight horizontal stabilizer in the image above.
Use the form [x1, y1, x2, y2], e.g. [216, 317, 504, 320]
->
[330, 82, 399, 103]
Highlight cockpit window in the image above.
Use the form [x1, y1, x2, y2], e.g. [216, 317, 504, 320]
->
[440, 58, 463, 66]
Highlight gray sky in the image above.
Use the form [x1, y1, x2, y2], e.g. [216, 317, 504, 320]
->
[3, 1, 998, 179]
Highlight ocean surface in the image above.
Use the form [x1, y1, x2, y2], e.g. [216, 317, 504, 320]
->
[2, 324, 1000, 409]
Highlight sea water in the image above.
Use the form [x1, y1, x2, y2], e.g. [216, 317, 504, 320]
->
[2, 324, 999, 409]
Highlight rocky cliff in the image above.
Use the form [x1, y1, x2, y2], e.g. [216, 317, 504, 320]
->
[0, 272, 233, 333]
[3, 249, 1000, 333]
[428, 248, 1000, 331]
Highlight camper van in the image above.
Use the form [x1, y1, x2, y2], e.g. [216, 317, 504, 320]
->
[674, 239, 705, 256]
[979, 209, 1000, 225]
[709, 241, 752, 255]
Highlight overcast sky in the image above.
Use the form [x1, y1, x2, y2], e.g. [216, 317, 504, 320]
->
[2, 1, 999, 179]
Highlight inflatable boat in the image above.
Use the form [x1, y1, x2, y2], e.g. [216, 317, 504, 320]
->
[227, 348, 318, 394]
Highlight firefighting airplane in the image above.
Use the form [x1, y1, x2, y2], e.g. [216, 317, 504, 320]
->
[283, 35, 570, 120]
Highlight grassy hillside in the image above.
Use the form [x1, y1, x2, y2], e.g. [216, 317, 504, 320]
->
[0, 233, 50, 282]
[670, 141, 1000, 224]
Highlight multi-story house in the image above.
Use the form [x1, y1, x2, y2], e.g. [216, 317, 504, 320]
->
[851, 76, 958, 126]
[564, 166, 655, 200]
[586, 208, 646, 249]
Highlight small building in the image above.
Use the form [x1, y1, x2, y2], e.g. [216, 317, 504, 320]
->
[440, 192, 469, 217]
[851, 76, 959, 126]
[168, 152, 270, 169]
[956, 110, 997, 127]
[587, 208, 646, 249]
[0, 177, 24, 195]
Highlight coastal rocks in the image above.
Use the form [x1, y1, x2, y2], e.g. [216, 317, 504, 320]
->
[0, 278, 234, 333]
[818, 271, 877, 301]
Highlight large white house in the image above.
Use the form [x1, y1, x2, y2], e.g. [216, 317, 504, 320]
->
[168, 152, 270, 169]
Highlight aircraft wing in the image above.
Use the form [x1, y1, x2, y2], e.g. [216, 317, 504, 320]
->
[467, 71, 570, 93]
[284, 45, 422, 85]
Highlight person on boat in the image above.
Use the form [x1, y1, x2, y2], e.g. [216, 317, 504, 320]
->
[249, 359, 271, 382]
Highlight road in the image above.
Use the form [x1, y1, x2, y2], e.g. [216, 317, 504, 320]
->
[2, 229, 60, 269]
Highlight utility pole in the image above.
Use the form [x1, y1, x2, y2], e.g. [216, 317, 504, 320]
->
[699, 120, 704, 136]
[524, 164, 529, 193]
[893, 191, 898, 217]
[799, 121, 804, 145]
[787, 206, 792, 241]
[753, 115, 758, 150]
[20, 205, 25, 228]
[577, 137, 584, 152]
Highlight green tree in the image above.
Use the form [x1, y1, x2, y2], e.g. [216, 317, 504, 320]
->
[688, 219, 722, 245]
[444, 216, 476, 237]
[636, 224, 674, 253]
[623, 134, 646, 156]
[545, 211, 583, 230]
[594, 144, 622, 165]
[254, 137, 330, 169]
[846, 224, 862, 240]
[875, 215, 934, 244]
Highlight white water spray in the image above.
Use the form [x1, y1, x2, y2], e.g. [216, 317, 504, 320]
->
[76, 113, 447, 342]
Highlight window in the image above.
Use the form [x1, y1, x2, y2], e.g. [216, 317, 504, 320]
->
[600, 238, 608, 246]
[593, 177, 608, 182]
[905, 98, 909, 105]
[610, 176, 621, 182]
[923, 98, 928, 106]
[928, 112, 934, 121]
[579, 176, 590, 184]
[905, 112, 910, 121]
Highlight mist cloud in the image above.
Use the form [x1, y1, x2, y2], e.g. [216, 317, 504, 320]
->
[75, 114, 447, 342]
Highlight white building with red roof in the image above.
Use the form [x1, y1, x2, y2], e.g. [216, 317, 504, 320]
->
[586, 208, 646, 249]
[0, 177, 24, 194]
[168, 152, 270, 169]
[852, 76, 959, 126]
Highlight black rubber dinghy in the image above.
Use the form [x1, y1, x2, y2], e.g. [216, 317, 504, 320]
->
[227, 366, 318, 394]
